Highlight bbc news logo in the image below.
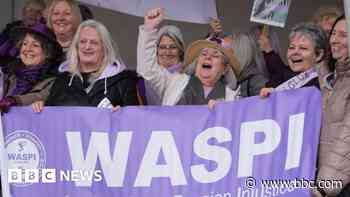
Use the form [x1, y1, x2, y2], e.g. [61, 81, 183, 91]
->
[8, 169, 103, 184]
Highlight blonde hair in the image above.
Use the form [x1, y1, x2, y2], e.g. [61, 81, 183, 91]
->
[46, 0, 82, 31]
[67, 20, 123, 78]
[312, 6, 342, 24]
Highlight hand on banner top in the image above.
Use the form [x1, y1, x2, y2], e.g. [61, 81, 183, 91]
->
[145, 8, 165, 30]
[111, 105, 121, 112]
[259, 87, 274, 98]
[207, 99, 217, 110]
[32, 100, 44, 113]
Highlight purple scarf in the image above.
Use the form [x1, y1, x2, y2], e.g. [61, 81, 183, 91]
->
[9, 64, 49, 96]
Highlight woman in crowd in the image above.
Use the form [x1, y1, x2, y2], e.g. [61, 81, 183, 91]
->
[312, 6, 342, 37]
[315, 14, 350, 197]
[32, 20, 140, 112]
[249, 25, 294, 87]
[0, 0, 46, 65]
[206, 20, 267, 97]
[232, 32, 268, 97]
[142, 24, 185, 105]
[260, 22, 328, 97]
[46, 0, 82, 52]
[0, 22, 63, 112]
[137, 8, 241, 106]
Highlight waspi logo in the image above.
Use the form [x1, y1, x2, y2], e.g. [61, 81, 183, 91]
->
[6, 130, 46, 186]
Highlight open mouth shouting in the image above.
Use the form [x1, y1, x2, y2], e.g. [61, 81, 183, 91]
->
[290, 59, 303, 64]
[202, 64, 213, 69]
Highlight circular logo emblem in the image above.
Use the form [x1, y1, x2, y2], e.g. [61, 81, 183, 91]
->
[5, 130, 46, 186]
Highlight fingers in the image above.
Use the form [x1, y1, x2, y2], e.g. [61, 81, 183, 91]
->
[258, 34, 272, 53]
[111, 105, 121, 112]
[210, 18, 223, 34]
[208, 99, 217, 110]
[144, 7, 164, 29]
[32, 101, 44, 113]
[146, 8, 164, 19]
[259, 88, 274, 98]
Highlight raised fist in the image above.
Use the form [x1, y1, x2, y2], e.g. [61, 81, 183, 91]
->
[144, 8, 165, 30]
[209, 18, 223, 36]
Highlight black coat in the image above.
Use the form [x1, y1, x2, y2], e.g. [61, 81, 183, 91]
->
[46, 70, 140, 107]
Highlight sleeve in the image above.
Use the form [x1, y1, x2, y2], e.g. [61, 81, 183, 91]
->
[248, 73, 268, 96]
[136, 25, 174, 100]
[44, 75, 66, 106]
[264, 51, 293, 87]
[121, 77, 140, 106]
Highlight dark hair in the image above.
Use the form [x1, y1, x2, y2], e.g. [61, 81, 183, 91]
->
[328, 14, 345, 72]
[18, 32, 63, 64]
[79, 4, 94, 21]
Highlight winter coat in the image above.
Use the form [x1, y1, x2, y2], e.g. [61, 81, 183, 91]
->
[2, 60, 57, 106]
[4, 74, 55, 105]
[238, 62, 268, 97]
[316, 60, 350, 196]
[46, 63, 140, 107]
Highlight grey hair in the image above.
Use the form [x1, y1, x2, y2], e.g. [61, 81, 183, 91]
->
[157, 25, 185, 62]
[289, 22, 328, 61]
[66, 19, 123, 76]
[232, 32, 268, 77]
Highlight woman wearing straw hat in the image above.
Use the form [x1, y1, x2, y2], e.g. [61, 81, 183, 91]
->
[137, 8, 241, 106]
[0, 22, 63, 112]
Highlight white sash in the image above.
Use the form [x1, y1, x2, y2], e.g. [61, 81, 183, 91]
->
[275, 68, 318, 91]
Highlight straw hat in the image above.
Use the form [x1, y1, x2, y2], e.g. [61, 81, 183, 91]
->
[184, 38, 241, 77]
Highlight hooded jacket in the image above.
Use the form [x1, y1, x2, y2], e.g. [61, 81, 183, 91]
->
[238, 62, 268, 97]
[46, 63, 140, 107]
[316, 60, 350, 196]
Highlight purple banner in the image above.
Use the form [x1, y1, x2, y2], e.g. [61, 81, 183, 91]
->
[3, 87, 321, 197]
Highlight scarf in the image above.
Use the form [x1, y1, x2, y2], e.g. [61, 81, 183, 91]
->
[176, 75, 226, 105]
[9, 64, 49, 96]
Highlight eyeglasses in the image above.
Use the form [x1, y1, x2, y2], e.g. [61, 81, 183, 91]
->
[157, 44, 178, 51]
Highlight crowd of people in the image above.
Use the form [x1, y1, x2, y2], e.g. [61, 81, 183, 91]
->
[0, 0, 349, 196]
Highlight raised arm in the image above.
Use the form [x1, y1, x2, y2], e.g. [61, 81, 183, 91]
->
[137, 8, 173, 100]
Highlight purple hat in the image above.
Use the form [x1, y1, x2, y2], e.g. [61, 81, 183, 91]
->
[11, 22, 60, 48]
[10, 22, 62, 60]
